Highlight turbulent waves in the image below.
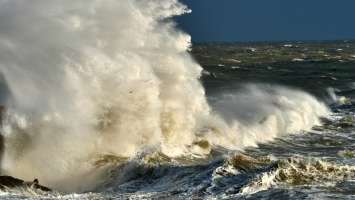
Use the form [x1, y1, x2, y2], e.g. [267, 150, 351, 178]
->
[0, 0, 211, 193]
[210, 154, 355, 199]
[0, 0, 353, 199]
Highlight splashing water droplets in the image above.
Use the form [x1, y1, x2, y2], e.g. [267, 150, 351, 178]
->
[0, 0, 330, 193]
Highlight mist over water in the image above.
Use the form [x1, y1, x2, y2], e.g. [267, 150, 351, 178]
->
[0, 0, 329, 193]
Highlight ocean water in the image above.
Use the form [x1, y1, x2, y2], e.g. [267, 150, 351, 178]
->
[0, 0, 354, 199]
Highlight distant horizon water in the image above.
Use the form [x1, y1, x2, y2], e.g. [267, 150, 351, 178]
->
[189, 39, 355, 44]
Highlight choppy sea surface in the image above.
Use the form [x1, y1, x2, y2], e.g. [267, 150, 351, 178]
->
[2, 41, 354, 199]
[87, 41, 355, 199]
[0, 1, 354, 199]
[193, 41, 355, 199]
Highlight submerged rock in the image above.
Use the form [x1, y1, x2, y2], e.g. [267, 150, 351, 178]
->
[0, 176, 52, 192]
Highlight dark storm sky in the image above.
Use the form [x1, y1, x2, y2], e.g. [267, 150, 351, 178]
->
[176, 0, 355, 42]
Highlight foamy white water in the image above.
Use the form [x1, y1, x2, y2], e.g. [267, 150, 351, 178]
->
[0, 0, 330, 194]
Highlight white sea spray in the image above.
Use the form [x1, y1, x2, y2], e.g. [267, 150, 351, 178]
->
[0, 0, 330, 193]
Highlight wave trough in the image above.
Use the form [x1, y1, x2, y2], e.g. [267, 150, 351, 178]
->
[0, 0, 329, 193]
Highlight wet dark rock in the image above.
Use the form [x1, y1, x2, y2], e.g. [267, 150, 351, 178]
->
[0, 176, 52, 192]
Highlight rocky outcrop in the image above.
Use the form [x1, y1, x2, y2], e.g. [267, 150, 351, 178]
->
[0, 176, 52, 192]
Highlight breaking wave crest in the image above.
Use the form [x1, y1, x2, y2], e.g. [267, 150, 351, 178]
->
[0, 0, 329, 192]
[210, 153, 355, 198]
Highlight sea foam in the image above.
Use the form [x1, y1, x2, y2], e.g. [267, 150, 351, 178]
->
[0, 0, 329, 193]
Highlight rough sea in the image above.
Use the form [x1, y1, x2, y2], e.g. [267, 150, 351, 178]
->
[0, 1, 354, 199]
